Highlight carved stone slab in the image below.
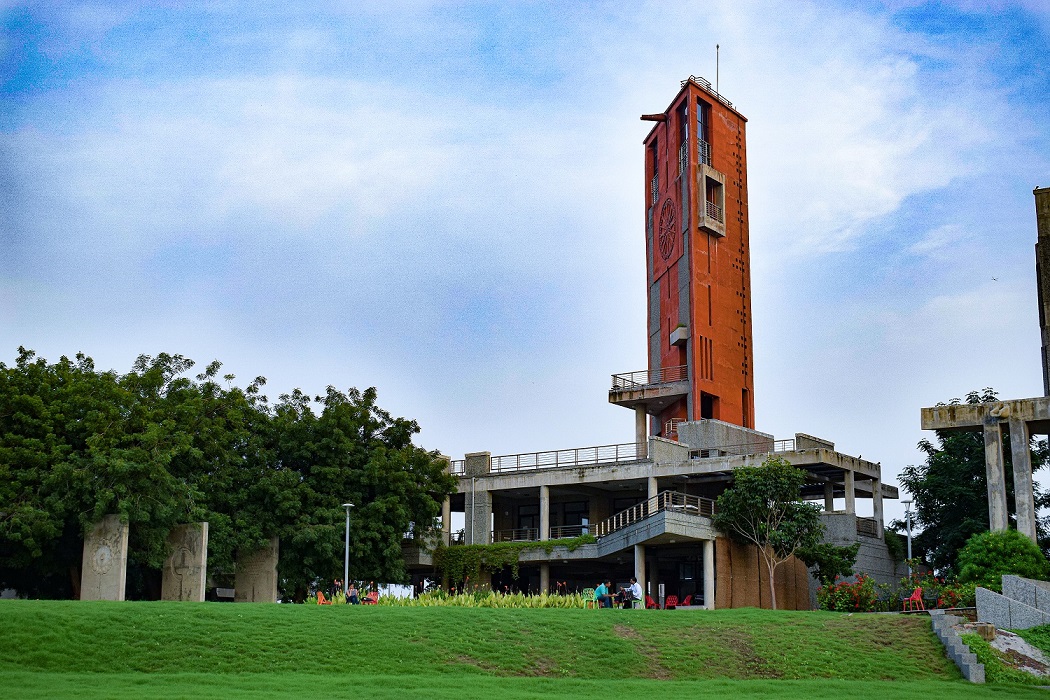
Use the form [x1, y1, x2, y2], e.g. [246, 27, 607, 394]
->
[234, 536, 279, 603]
[80, 514, 129, 601]
[161, 522, 209, 602]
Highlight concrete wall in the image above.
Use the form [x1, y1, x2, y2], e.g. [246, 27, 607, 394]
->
[821, 512, 905, 586]
[676, 419, 773, 452]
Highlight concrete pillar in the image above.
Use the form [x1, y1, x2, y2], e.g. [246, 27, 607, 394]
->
[983, 420, 1009, 531]
[635, 407, 648, 459]
[465, 485, 493, 545]
[161, 522, 208, 602]
[1010, 417, 1038, 541]
[647, 555, 659, 601]
[235, 536, 279, 603]
[80, 514, 129, 601]
[843, 469, 855, 514]
[648, 476, 659, 500]
[872, 477, 883, 538]
[703, 539, 715, 610]
[634, 544, 646, 605]
[823, 482, 834, 512]
[539, 563, 550, 593]
[441, 497, 451, 546]
[539, 485, 550, 541]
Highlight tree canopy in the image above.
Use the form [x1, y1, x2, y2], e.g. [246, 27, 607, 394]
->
[897, 388, 1050, 575]
[0, 347, 456, 599]
[712, 455, 824, 609]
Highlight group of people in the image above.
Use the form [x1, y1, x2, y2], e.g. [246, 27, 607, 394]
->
[333, 580, 377, 604]
[594, 577, 643, 608]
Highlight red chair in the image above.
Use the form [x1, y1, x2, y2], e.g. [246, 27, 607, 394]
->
[664, 595, 679, 609]
[681, 595, 693, 606]
[316, 591, 332, 605]
[903, 587, 925, 611]
[645, 595, 659, 609]
[362, 592, 379, 605]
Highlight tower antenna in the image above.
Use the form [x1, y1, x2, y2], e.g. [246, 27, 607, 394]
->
[716, 44, 720, 95]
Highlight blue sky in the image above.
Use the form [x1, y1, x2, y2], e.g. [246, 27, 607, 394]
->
[3, 0, 1049, 525]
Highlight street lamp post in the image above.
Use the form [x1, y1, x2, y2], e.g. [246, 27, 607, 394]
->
[902, 499, 913, 578]
[343, 502, 354, 595]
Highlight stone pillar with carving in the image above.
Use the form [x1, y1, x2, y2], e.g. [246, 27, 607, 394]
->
[80, 514, 129, 601]
[162, 522, 209, 602]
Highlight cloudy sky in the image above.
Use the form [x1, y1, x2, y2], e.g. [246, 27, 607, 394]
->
[3, 1, 1049, 524]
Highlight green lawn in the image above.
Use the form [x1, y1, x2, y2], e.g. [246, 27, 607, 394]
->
[0, 601, 1042, 698]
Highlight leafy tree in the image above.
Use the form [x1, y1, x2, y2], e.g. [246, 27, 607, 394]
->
[898, 388, 1050, 575]
[797, 541, 860, 586]
[0, 348, 456, 599]
[957, 529, 1050, 591]
[713, 456, 824, 609]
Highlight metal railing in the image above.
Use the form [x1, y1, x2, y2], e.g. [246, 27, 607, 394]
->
[665, 417, 685, 440]
[705, 199, 723, 223]
[450, 460, 465, 474]
[595, 490, 715, 538]
[450, 529, 465, 545]
[611, 364, 688, 390]
[678, 142, 688, 175]
[650, 175, 659, 204]
[698, 137, 711, 166]
[492, 527, 539, 542]
[856, 517, 879, 538]
[490, 442, 641, 473]
[549, 524, 589, 539]
[680, 75, 734, 109]
[689, 438, 794, 459]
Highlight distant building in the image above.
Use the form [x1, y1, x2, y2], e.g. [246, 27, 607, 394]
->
[405, 78, 902, 609]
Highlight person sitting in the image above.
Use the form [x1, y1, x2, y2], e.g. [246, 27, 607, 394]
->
[621, 577, 643, 608]
[595, 579, 614, 608]
[346, 583, 360, 604]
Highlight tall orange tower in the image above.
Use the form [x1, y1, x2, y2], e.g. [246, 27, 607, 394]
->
[610, 77, 754, 440]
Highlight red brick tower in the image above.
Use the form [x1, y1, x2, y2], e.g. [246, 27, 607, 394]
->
[610, 77, 754, 440]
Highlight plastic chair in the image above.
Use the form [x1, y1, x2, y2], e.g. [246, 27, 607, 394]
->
[582, 588, 596, 609]
[680, 594, 693, 606]
[645, 595, 659, 609]
[664, 595, 679, 609]
[316, 591, 332, 605]
[903, 587, 925, 611]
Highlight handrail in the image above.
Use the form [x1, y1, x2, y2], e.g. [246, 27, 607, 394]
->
[610, 365, 688, 390]
[492, 528, 539, 542]
[680, 75, 734, 109]
[705, 199, 723, 223]
[549, 524, 589, 539]
[595, 490, 715, 538]
[490, 442, 641, 473]
[689, 438, 794, 458]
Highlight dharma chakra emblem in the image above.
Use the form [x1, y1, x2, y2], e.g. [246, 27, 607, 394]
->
[658, 198, 677, 260]
[91, 541, 114, 575]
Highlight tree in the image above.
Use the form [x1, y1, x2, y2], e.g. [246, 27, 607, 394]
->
[898, 388, 1050, 575]
[797, 541, 860, 586]
[713, 456, 824, 609]
[957, 529, 1050, 591]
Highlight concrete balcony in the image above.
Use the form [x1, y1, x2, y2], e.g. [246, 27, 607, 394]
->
[608, 365, 689, 414]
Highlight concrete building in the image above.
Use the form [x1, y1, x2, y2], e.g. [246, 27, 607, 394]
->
[405, 78, 902, 609]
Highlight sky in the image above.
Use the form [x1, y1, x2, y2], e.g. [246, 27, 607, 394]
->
[3, 0, 1050, 528]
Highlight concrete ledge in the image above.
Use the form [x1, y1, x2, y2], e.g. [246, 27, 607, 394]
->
[930, 610, 985, 683]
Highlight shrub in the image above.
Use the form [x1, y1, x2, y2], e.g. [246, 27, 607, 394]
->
[957, 530, 1050, 592]
[817, 574, 878, 612]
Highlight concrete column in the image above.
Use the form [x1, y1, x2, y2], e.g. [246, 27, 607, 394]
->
[648, 476, 659, 500]
[872, 477, 883, 537]
[647, 555, 659, 601]
[634, 544, 646, 605]
[843, 469, 855, 514]
[823, 482, 834, 512]
[539, 563, 550, 594]
[539, 485, 550, 541]
[441, 497, 451, 546]
[465, 485, 493, 545]
[983, 420, 1010, 531]
[1010, 417, 1038, 541]
[635, 407, 648, 459]
[703, 539, 715, 610]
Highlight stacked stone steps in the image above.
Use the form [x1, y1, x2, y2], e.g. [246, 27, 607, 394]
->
[929, 610, 985, 683]
[976, 575, 1050, 630]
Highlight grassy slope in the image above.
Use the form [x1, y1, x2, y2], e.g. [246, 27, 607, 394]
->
[0, 601, 1042, 699]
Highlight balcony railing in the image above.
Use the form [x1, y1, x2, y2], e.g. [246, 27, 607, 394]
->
[611, 365, 688, 390]
[549, 524, 589, 539]
[450, 459, 465, 474]
[492, 527, 539, 542]
[678, 142, 688, 175]
[594, 490, 715, 538]
[490, 442, 641, 473]
[680, 75, 734, 109]
[698, 137, 711, 166]
[689, 439, 795, 459]
[451, 529, 465, 545]
[856, 517, 879, 538]
[650, 175, 659, 205]
[705, 199, 723, 223]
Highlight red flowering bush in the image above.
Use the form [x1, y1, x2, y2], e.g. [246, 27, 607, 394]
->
[817, 574, 878, 612]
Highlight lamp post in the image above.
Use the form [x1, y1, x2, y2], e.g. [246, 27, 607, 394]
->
[902, 499, 913, 578]
[342, 502, 354, 595]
